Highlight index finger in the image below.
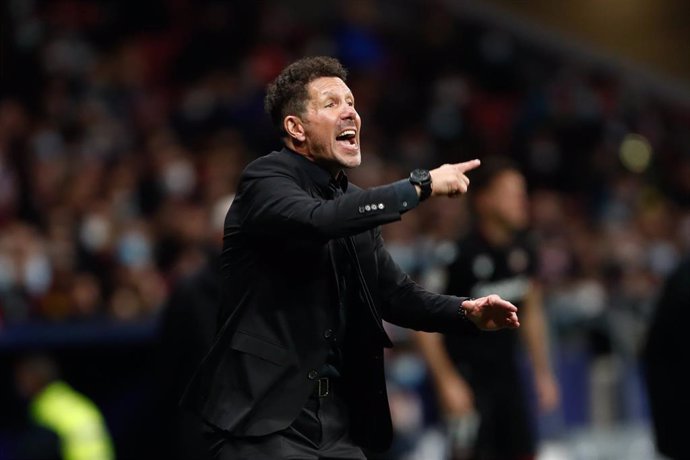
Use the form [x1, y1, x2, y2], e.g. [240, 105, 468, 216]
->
[455, 159, 481, 173]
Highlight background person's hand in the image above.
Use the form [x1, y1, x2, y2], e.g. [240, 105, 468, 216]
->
[462, 294, 520, 331]
[535, 371, 560, 413]
[429, 159, 481, 197]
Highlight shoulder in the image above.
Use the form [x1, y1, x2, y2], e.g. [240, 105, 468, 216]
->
[239, 149, 308, 190]
[244, 149, 297, 175]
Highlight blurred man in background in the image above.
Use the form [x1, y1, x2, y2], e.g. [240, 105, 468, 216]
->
[415, 157, 559, 460]
[13, 353, 114, 460]
[153, 194, 233, 460]
[644, 256, 690, 459]
[155, 257, 219, 460]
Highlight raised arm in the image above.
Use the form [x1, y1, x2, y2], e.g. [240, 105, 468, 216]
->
[237, 156, 483, 242]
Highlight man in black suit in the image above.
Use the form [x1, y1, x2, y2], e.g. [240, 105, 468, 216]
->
[181, 56, 520, 459]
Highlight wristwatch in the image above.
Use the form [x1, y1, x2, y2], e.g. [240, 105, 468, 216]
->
[409, 169, 432, 201]
[459, 298, 473, 321]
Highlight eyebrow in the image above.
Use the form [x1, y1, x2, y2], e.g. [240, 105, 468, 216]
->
[320, 90, 355, 100]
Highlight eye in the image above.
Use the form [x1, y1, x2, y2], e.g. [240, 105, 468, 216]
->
[347, 100, 354, 107]
[325, 101, 336, 108]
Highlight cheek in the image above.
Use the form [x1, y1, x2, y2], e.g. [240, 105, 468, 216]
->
[310, 127, 331, 145]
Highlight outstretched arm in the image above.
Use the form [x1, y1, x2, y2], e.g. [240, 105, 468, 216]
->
[238, 154, 481, 241]
[375, 225, 520, 333]
[413, 296, 521, 417]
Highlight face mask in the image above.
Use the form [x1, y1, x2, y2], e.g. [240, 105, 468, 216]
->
[162, 159, 196, 198]
[79, 214, 111, 252]
[23, 253, 52, 295]
[117, 229, 152, 269]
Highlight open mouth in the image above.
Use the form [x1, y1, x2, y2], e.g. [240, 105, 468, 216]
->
[335, 129, 357, 146]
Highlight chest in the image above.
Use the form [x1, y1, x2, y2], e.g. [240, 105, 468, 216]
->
[454, 243, 533, 305]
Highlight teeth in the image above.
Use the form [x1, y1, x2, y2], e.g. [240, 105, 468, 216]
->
[336, 129, 357, 141]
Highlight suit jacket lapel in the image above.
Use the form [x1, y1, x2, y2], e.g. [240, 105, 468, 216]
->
[344, 236, 393, 348]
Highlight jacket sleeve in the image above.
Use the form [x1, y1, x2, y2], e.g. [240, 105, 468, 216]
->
[373, 227, 476, 334]
[238, 162, 405, 241]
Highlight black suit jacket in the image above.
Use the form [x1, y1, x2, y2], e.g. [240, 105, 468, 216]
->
[181, 148, 472, 452]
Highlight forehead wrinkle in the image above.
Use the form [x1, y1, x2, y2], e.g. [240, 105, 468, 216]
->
[309, 78, 351, 95]
[318, 89, 354, 100]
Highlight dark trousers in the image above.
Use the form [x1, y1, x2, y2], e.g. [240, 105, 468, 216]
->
[205, 388, 366, 459]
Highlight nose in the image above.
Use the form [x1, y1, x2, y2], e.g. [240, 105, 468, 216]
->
[341, 104, 358, 121]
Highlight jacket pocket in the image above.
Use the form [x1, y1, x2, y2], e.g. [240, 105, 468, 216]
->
[230, 330, 291, 367]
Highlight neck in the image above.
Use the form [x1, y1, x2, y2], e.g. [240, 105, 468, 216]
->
[285, 141, 340, 177]
[287, 138, 309, 157]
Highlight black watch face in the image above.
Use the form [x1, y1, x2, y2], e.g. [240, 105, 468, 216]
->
[412, 169, 430, 182]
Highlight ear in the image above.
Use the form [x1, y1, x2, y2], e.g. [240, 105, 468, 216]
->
[284, 115, 306, 143]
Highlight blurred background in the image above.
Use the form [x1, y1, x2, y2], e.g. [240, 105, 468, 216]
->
[1, 0, 688, 459]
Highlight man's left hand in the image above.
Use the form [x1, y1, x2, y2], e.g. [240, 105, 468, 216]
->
[462, 295, 520, 331]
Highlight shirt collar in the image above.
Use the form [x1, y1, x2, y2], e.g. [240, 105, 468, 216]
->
[331, 170, 349, 194]
[283, 147, 349, 196]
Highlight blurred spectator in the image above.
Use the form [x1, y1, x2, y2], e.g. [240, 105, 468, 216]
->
[644, 256, 690, 459]
[0, 222, 53, 323]
[13, 353, 114, 460]
[153, 257, 219, 460]
[152, 193, 232, 460]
